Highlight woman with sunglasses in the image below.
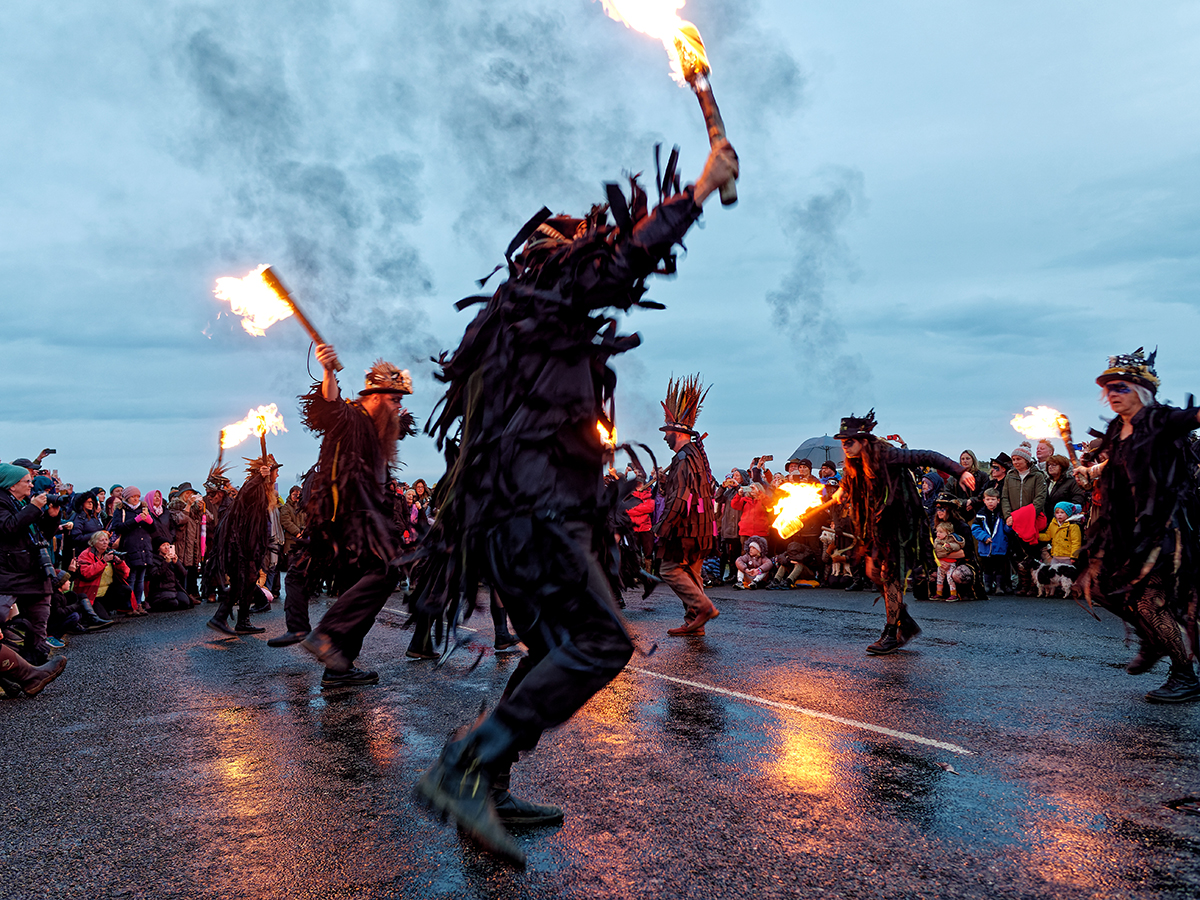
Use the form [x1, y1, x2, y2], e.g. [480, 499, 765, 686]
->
[1075, 348, 1200, 703]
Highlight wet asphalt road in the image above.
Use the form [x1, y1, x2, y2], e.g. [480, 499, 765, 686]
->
[3, 584, 1199, 900]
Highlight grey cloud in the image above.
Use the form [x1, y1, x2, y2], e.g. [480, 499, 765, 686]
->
[766, 167, 870, 412]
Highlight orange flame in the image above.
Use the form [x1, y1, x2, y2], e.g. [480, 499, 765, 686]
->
[597, 420, 617, 449]
[221, 404, 287, 449]
[213, 264, 294, 337]
[771, 482, 824, 539]
[1011, 406, 1069, 442]
[597, 0, 711, 85]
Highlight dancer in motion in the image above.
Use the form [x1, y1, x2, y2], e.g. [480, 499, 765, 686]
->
[409, 140, 738, 865]
[826, 411, 975, 655]
[207, 455, 281, 636]
[1075, 348, 1200, 703]
[287, 349, 416, 687]
[656, 375, 721, 635]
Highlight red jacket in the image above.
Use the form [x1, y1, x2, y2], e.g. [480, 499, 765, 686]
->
[732, 492, 773, 537]
[627, 489, 655, 533]
[76, 547, 130, 601]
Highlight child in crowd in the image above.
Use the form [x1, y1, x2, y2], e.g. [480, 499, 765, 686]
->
[971, 488, 1011, 595]
[735, 537, 773, 589]
[1039, 501, 1082, 564]
[933, 521, 965, 599]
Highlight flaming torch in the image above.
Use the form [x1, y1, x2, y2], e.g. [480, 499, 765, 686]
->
[597, 0, 737, 205]
[597, 419, 617, 450]
[771, 482, 824, 540]
[213, 265, 343, 370]
[222, 404, 287, 461]
[1011, 406, 1078, 465]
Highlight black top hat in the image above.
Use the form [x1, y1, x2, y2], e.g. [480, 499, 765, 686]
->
[989, 452, 1013, 469]
[1096, 347, 1159, 392]
[834, 409, 877, 441]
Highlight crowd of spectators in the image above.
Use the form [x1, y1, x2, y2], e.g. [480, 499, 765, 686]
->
[0, 429, 1120, 699]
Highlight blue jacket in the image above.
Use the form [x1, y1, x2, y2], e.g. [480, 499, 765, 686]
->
[971, 509, 1010, 557]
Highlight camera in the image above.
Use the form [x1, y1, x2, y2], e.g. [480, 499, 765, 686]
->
[108, 550, 127, 558]
[45, 493, 73, 507]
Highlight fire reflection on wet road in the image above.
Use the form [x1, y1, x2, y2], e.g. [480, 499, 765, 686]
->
[2, 586, 1198, 899]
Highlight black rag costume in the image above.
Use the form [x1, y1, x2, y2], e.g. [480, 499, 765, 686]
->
[288, 361, 414, 669]
[836, 411, 966, 654]
[208, 457, 279, 632]
[1079, 349, 1200, 701]
[410, 166, 706, 864]
[655, 375, 720, 633]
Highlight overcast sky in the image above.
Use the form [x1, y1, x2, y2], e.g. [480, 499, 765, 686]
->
[3, 1, 1198, 489]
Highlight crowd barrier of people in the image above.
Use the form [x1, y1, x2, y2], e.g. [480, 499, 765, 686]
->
[0, 427, 1176, 699]
[0, 447, 442, 699]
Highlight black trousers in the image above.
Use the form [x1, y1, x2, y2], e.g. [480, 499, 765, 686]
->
[485, 522, 634, 760]
[283, 550, 316, 635]
[214, 575, 254, 623]
[312, 557, 398, 664]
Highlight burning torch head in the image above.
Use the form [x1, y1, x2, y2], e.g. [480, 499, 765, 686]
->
[360, 360, 413, 397]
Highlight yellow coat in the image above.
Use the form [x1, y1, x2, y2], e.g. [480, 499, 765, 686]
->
[1038, 520, 1081, 559]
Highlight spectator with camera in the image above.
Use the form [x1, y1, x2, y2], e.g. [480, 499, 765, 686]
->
[68, 492, 105, 564]
[168, 484, 204, 600]
[147, 540, 192, 611]
[76, 530, 131, 621]
[108, 486, 156, 615]
[0, 463, 65, 667]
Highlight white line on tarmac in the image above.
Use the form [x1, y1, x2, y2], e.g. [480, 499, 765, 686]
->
[627, 667, 974, 756]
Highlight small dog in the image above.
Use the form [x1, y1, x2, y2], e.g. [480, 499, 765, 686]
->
[1034, 550, 1077, 598]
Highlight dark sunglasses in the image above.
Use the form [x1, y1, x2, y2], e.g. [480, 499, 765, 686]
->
[1105, 382, 1133, 395]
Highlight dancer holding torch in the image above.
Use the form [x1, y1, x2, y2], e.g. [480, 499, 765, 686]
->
[788, 412, 976, 655]
[1074, 348, 1200, 703]
[408, 140, 737, 865]
[285, 348, 416, 687]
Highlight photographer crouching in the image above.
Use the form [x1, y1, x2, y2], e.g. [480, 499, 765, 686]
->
[0, 463, 68, 697]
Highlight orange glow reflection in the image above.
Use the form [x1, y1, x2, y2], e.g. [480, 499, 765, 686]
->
[769, 726, 835, 793]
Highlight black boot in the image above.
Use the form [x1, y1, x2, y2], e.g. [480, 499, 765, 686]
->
[845, 577, 865, 592]
[235, 617, 265, 634]
[78, 597, 114, 631]
[1126, 643, 1164, 676]
[896, 607, 922, 648]
[639, 569, 661, 600]
[866, 624, 901, 656]
[406, 612, 438, 660]
[1145, 663, 1200, 703]
[490, 773, 564, 826]
[415, 718, 525, 866]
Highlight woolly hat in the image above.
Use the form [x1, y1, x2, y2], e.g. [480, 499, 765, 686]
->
[0, 463, 29, 490]
[1054, 501, 1077, 516]
[1011, 441, 1034, 464]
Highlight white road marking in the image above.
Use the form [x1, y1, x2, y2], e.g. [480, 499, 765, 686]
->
[627, 666, 973, 756]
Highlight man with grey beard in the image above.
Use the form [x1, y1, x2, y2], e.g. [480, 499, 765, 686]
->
[269, 344, 415, 688]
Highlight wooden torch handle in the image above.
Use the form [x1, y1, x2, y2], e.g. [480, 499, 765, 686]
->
[692, 79, 738, 206]
[261, 267, 343, 371]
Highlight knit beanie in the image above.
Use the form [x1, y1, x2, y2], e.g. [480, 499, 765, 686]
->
[1054, 501, 1076, 516]
[1011, 441, 1034, 464]
[0, 463, 29, 490]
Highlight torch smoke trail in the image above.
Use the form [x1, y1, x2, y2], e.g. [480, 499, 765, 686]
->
[766, 168, 871, 414]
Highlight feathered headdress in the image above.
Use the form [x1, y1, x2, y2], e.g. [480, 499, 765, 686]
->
[244, 453, 282, 476]
[1097, 346, 1159, 392]
[660, 374, 709, 435]
[205, 462, 232, 493]
[360, 359, 413, 396]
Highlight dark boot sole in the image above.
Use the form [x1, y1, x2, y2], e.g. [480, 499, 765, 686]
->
[415, 767, 526, 867]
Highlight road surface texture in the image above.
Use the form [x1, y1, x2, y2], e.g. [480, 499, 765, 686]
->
[3, 584, 1198, 899]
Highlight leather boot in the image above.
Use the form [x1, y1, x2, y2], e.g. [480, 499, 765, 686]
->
[866, 624, 901, 656]
[896, 607, 922, 648]
[415, 718, 525, 866]
[490, 773, 564, 826]
[78, 597, 114, 631]
[1144, 662, 1200, 703]
[0, 644, 67, 697]
[1126, 642, 1164, 675]
[406, 612, 438, 660]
